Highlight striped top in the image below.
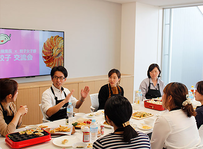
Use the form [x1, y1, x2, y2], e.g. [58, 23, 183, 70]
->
[93, 131, 151, 149]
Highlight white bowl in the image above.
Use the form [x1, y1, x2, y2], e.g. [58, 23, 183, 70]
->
[73, 142, 87, 149]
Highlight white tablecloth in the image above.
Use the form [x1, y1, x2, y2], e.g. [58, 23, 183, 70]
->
[0, 104, 163, 149]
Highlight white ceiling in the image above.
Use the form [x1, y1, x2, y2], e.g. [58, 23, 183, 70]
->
[103, 0, 203, 7]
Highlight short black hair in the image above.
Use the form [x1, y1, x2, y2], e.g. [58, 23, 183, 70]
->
[147, 63, 161, 78]
[51, 66, 68, 78]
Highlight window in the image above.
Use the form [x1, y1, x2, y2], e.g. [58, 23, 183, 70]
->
[162, 6, 203, 89]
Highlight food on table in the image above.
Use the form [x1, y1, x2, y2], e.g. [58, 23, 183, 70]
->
[132, 111, 153, 120]
[146, 99, 162, 105]
[95, 111, 104, 116]
[35, 132, 44, 136]
[76, 146, 85, 148]
[42, 35, 64, 68]
[87, 143, 93, 148]
[49, 125, 71, 133]
[38, 125, 48, 128]
[103, 121, 110, 125]
[19, 128, 45, 136]
[73, 118, 92, 129]
[61, 139, 68, 144]
[88, 113, 94, 117]
[141, 125, 152, 130]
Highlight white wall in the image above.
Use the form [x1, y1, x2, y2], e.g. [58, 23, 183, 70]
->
[134, 2, 162, 89]
[121, 2, 162, 93]
[0, 0, 121, 83]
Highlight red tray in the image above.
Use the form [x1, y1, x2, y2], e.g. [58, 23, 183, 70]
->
[144, 99, 165, 111]
[5, 129, 51, 148]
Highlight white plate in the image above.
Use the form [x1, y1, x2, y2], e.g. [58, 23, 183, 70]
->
[95, 110, 104, 116]
[137, 124, 152, 131]
[86, 113, 95, 118]
[25, 125, 38, 129]
[52, 136, 76, 147]
[49, 125, 72, 135]
[101, 121, 113, 129]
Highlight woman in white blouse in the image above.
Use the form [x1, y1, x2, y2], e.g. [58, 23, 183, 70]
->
[151, 82, 201, 149]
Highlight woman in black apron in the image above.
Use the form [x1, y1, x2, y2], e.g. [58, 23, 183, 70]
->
[145, 81, 161, 99]
[0, 78, 28, 136]
[139, 63, 165, 100]
[98, 69, 124, 109]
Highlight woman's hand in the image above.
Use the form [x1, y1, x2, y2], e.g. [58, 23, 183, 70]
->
[18, 105, 28, 116]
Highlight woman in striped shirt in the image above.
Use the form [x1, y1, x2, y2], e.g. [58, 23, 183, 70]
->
[93, 95, 151, 149]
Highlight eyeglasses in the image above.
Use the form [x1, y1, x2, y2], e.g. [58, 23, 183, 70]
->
[53, 76, 65, 80]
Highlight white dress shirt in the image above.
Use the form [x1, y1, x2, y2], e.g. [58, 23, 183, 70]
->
[151, 109, 201, 149]
[41, 84, 77, 118]
[139, 78, 165, 100]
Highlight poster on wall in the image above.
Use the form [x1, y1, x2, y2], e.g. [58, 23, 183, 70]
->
[0, 28, 64, 78]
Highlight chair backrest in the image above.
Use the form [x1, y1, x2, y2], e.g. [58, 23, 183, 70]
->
[90, 93, 99, 112]
[39, 104, 50, 123]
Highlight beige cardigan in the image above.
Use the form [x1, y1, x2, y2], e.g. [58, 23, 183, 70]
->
[0, 102, 22, 137]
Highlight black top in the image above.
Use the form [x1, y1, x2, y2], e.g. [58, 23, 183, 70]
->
[195, 105, 203, 129]
[98, 84, 124, 109]
[0, 103, 14, 125]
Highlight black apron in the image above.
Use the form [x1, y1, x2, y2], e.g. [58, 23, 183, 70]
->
[0, 103, 14, 125]
[109, 84, 122, 98]
[145, 80, 161, 99]
[48, 87, 69, 121]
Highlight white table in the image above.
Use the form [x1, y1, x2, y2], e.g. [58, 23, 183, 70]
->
[0, 104, 163, 149]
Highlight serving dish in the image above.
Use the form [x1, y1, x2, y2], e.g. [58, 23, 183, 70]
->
[144, 99, 165, 111]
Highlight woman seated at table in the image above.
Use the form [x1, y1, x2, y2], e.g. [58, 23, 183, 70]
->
[93, 95, 151, 148]
[98, 69, 124, 109]
[0, 78, 28, 136]
[195, 81, 203, 129]
[139, 63, 165, 100]
[151, 82, 201, 149]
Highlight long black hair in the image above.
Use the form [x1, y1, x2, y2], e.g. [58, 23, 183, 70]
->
[104, 95, 138, 142]
[0, 78, 18, 102]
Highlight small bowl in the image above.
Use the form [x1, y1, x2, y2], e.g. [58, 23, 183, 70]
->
[73, 142, 87, 149]
[75, 113, 85, 119]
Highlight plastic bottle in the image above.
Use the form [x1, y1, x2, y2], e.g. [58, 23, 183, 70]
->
[139, 89, 142, 101]
[188, 90, 194, 100]
[90, 119, 98, 142]
[135, 90, 140, 104]
[66, 102, 73, 125]
[100, 125, 104, 135]
[83, 126, 90, 142]
[191, 86, 195, 94]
